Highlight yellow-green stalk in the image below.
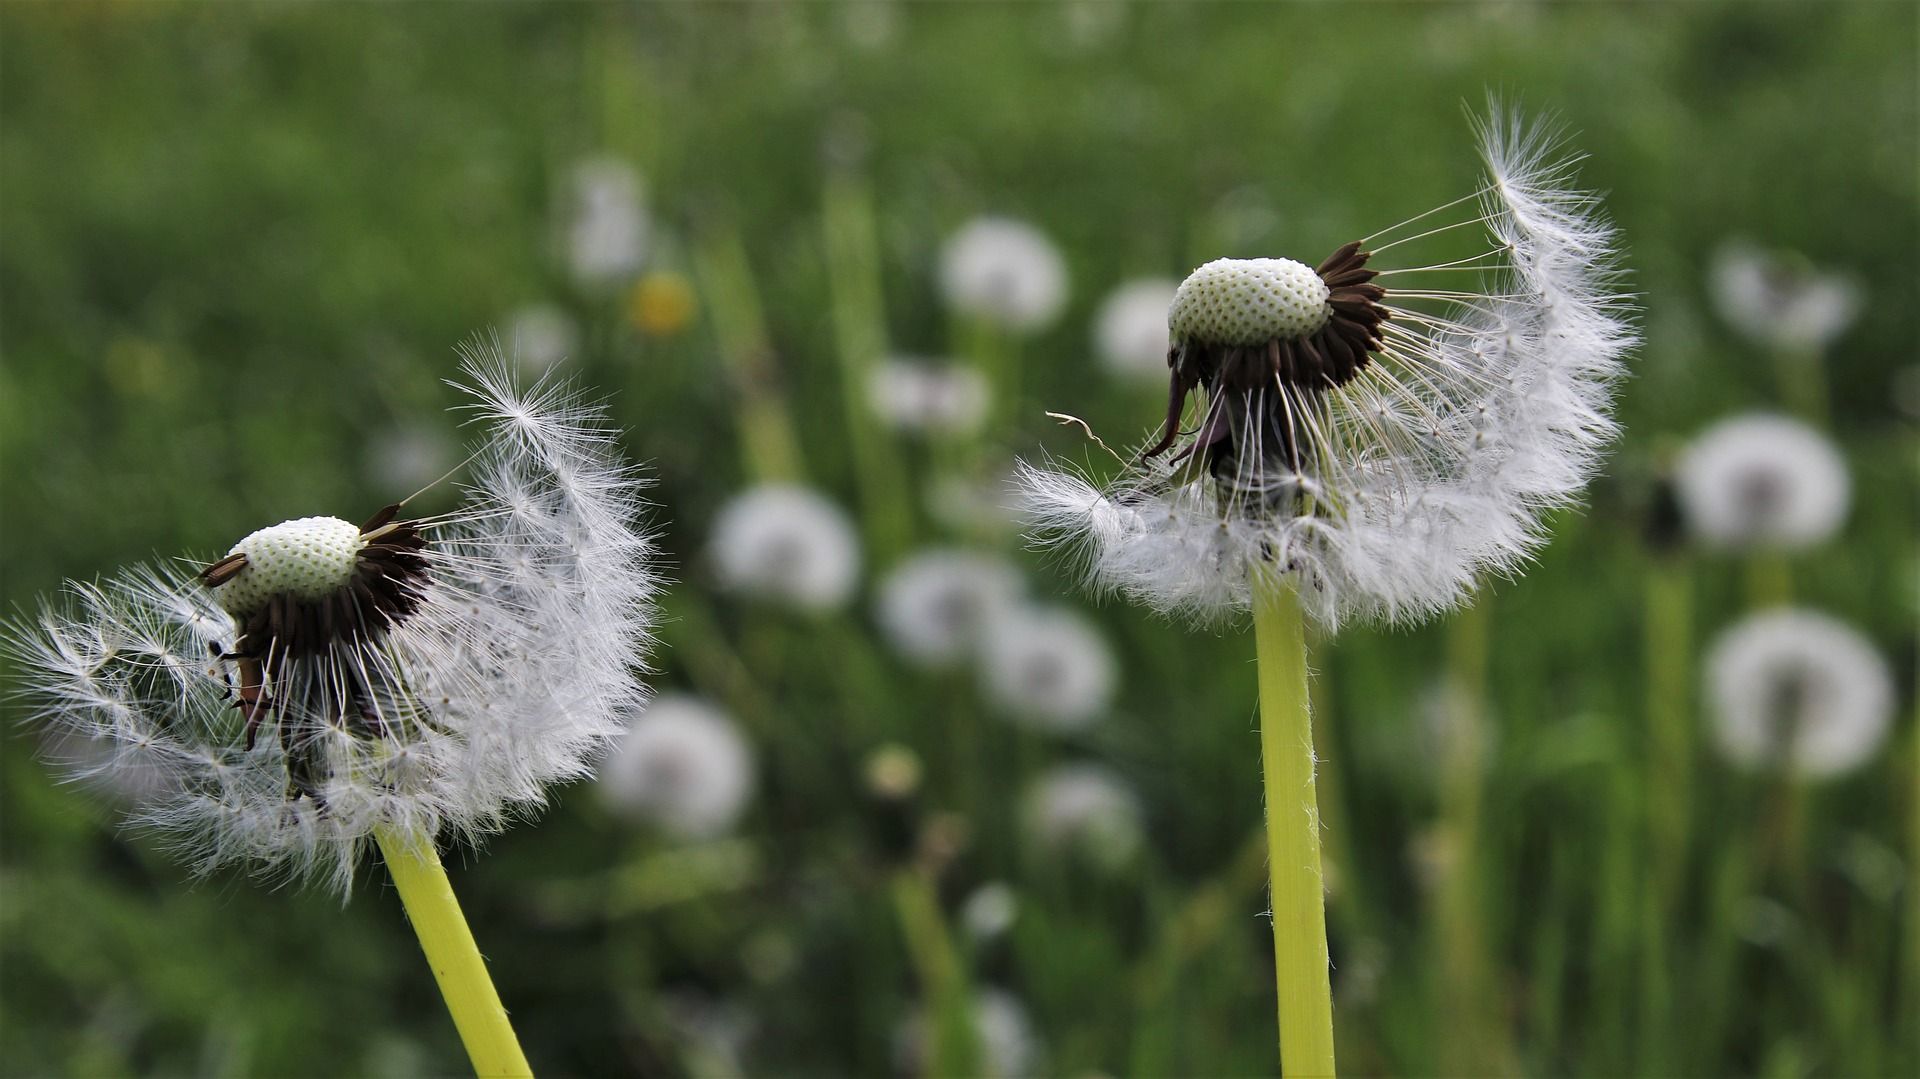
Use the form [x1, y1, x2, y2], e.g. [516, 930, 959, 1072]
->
[821, 170, 912, 561]
[890, 868, 979, 1077]
[1251, 571, 1336, 1077]
[375, 828, 533, 1078]
[1639, 556, 1694, 1065]
[691, 222, 808, 483]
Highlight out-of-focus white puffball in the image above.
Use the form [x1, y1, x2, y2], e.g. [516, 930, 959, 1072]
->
[938, 217, 1069, 333]
[566, 156, 649, 288]
[867, 358, 991, 436]
[709, 485, 862, 612]
[601, 695, 755, 839]
[1092, 278, 1178, 380]
[875, 549, 1025, 669]
[1709, 241, 1861, 353]
[506, 303, 579, 373]
[1675, 413, 1850, 551]
[1704, 609, 1894, 779]
[977, 605, 1116, 731]
[1022, 763, 1144, 872]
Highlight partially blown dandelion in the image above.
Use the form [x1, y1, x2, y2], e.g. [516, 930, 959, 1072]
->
[1018, 108, 1632, 1076]
[1023, 110, 1633, 627]
[7, 349, 657, 1074]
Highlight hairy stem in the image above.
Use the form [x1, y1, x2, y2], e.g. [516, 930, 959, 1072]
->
[1252, 572, 1336, 1077]
[375, 828, 533, 1078]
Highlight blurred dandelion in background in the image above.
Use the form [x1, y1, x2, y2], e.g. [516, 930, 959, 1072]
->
[708, 484, 862, 612]
[505, 302, 580, 374]
[977, 604, 1115, 732]
[565, 156, 649, 290]
[874, 548, 1024, 669]
[1704, 609, 1894, 779]
[938, 216, 1069, 334]
[1093, 277, 1180, 382]
[1022, 763, 1144, 873]
[1673, 413, 1850, 551]
[866, 357, 992, 437]
[896, 987, 1040, 1079]
[1709, 240, 1861, 355]
[599, 694, 755, 840]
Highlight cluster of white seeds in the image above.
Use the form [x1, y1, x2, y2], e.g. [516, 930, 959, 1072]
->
[1167, 257, 1331, 346]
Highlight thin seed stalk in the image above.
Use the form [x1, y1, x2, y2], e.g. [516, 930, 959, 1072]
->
[890, 869, 979, 1077]
[374, 828, 533, 1078]
[1252, 571, 1336, 1078]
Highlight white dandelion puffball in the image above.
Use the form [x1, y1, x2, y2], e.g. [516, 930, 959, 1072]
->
[866, 358, 991, 436]
[506, 302, 579, 372]
[1709, 241, 1861, 353]
[938, 216, 1069, 333]
[896, 988, 1040, 1079]
[600, 694, 755, 840]
[875, 549, 1025, 669]
[1022, 763, 1145, 871]
[566, 156, 649, 288]
[1674, 413, 1850, 551]
[4, 351, 657, 892]
[1704, 610, 1894, 779]
[1020, 109, 1634, 627]
[708, 484, 862, 612]
[977, 605, 1116, 731]
[961, 881, 1020, 941]
[1094, 277, 1180, 380]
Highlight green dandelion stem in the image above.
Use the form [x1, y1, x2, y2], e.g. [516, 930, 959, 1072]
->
[375, 828, 533, 1079]
[1252, 571, 1336, 1078]
[890, 868, 979, 1077]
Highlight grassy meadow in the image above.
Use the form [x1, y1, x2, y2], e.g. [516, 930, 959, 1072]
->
[1, 2, 1915, 1076]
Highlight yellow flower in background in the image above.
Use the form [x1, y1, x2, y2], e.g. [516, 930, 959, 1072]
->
[627, 270, 697, 337]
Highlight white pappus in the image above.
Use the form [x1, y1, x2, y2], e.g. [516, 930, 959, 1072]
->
[1020, 108, 1634, 628]
[5, 349, 658, 893]
[977, 604, 1116, 731]
[707, 484, 862, 613]
[1673, 412, 1850, 551]
[1704, 609, 1894, 779]
[599, 694, 755, 840]
[938, 216, 1069, 333]
[874, 548, 1025, 669]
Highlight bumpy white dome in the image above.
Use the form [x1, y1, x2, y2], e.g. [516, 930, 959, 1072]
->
[1168, 257, 1330, 346]
[214, 517, 365, 616]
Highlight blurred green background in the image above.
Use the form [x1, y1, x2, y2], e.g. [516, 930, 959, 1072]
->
[2, 2, 1915, 1076]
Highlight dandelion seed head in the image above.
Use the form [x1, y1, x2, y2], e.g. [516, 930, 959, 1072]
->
[897, 988, 1039, 1079]
[978, 605, 1115, 731]
[1674, 413, 1849, 551]
[1705, 609, 1893, 779]
[1709, 241, 1860, 353]
[1094, 277, 1180, 380]
[566, 156, 649, 288]
[1020, 108, 1634, 628]
[708, 485, 861, 612]
[875, 549, 1024, 669]
[5, 346, 658, 893]
[506, 303, 578, 372]
[600, 694, 755, 840]
[961, 881, 1019, 941]
[938, 216, 1069, 332]
[866, 358, 990, 437]
[1022, 763, 1143, 872]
